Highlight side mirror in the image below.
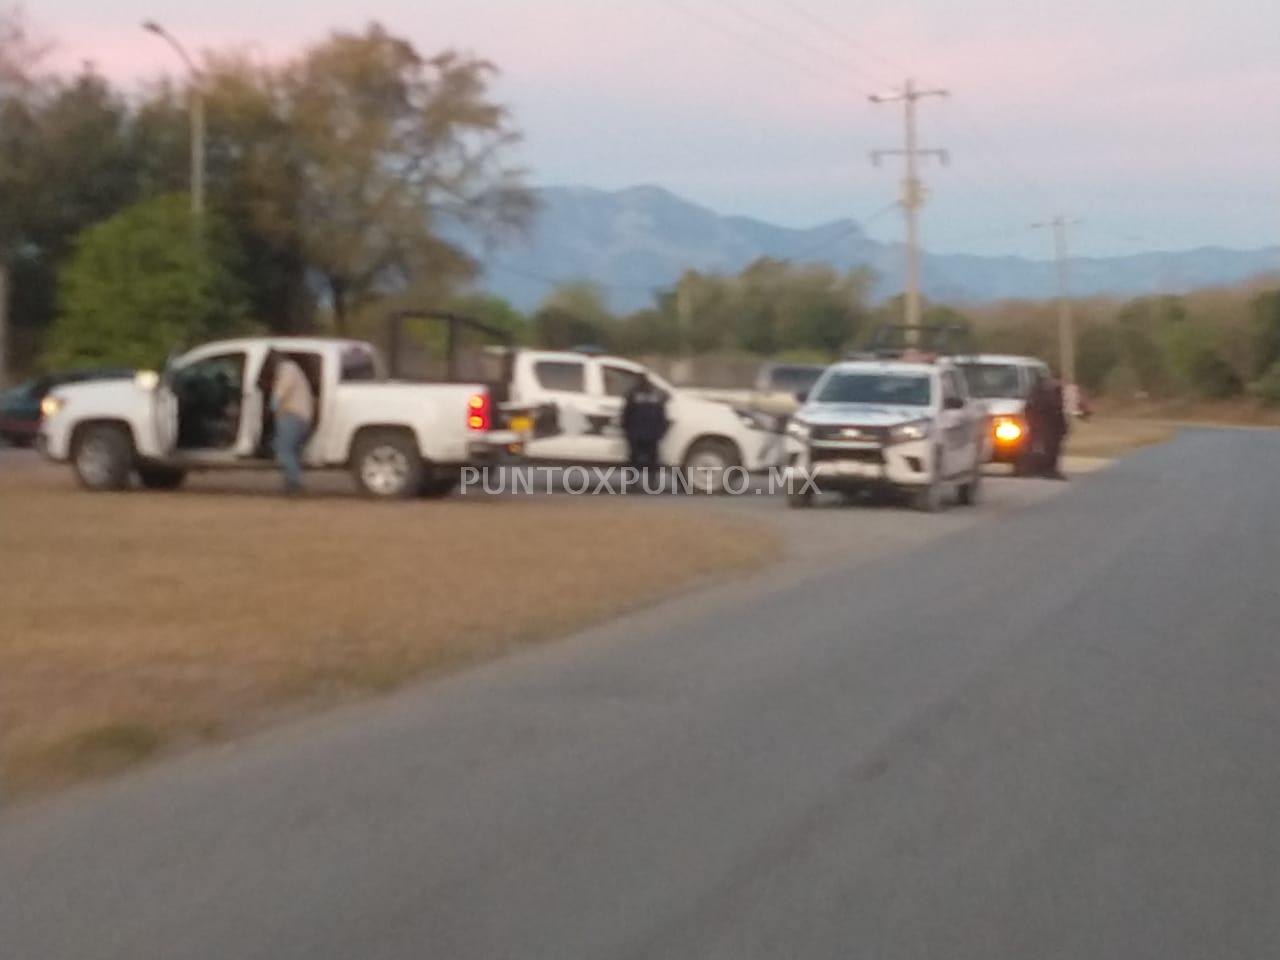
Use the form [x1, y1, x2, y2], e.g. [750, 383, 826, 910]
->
[945, 395, 965, 410]
[794, 390, 809, 404]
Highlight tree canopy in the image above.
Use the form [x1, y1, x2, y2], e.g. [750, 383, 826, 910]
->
[1, 12, 533, 358]
[262, 24, 533, 331]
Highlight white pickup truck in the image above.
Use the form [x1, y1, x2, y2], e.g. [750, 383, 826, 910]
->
[38, 336, 510, 498]
[785, 355, 987, 511]
[954, 354, 1051, 466]
[496, 349, 785, 492]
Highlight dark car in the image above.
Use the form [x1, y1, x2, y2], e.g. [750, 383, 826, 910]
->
[0, 368, 134, 447]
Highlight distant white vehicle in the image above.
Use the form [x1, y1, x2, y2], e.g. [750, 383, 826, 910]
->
[784, 355, 986, 511]
[954, 354, 1051, 465]
[38, 337, 512, 498]
[494, 349, 785, 492]
[744, 362, 830, 417]
[689, 361, 830, 419]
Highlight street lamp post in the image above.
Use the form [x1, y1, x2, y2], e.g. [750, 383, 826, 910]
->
[142, 20, 204, 218]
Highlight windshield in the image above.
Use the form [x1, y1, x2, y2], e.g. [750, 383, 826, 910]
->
[814, 372, 932, 406]
[960, 363, 1024, 399]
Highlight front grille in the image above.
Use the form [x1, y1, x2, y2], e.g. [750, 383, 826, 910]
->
[810, 447, 885, 465]
[810, 424, 888, 444]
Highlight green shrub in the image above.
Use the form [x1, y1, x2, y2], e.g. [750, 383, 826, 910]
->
[1102, 363, 1142, 401]
[1249, 360, 1280, 407]
[44, 195, 249, 369]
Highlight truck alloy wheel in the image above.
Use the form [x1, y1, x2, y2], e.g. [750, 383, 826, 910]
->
[72, 424, 132, 491]
[353, 432, 424, 499]
[682, 439, 741, 495]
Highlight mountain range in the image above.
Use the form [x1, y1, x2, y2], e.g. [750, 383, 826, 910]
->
[467, 185, 1280, 313]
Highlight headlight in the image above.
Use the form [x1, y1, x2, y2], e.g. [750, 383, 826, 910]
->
[993, 417, 1024, 443]
[786, 419, 811, 442]
[40, 395, 65, 418]
[888, 419, 932, 444]
[135, 370, 160, 391]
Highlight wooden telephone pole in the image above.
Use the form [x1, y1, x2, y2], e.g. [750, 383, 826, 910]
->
[871, 78, 949, 340]
[1033, 215, 1082, 387]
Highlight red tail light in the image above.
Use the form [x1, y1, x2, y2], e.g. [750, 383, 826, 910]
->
[467, 391, 491, 431]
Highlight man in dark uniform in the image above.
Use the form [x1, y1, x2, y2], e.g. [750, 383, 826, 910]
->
[1027, 376, 1069, 480]
[621, 374, 669, 479]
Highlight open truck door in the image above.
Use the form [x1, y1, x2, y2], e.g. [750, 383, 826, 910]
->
[153, 374, 179, 456]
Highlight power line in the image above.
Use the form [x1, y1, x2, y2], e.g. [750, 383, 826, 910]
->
[926, 222, 1045, 254]
[773, 0, 911, 79]
[711, 0, 891, 93]
[1075, 222, 1150, 250]
[769, 0, 1150, 262]
[657, 0, 850, 90]
[932, 105, 1056, 217]
[784, 201, 901, 260]
[762, 2, 1059, 217]
[929, 156, 1042, 240]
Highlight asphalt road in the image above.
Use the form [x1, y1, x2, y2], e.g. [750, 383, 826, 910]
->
[4, 429, 1279, 959]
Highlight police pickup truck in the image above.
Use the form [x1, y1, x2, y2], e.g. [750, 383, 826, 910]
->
[784, 354, 987, 511]
[493, 349, 784, 493]
[38, 336, 513, 498]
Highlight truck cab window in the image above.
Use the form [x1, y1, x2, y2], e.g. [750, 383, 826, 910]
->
[340, 347, 381, 383]
[534, 361, 586, 393]
[603, 365, 644, 398]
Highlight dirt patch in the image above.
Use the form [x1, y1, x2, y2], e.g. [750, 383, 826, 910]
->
[1065, 417, 1178, 459]
[0, 466, 778, 797]
[1094, 398, 1280, 427]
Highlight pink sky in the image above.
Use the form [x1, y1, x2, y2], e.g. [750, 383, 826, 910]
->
[30, 0, 1280, 258]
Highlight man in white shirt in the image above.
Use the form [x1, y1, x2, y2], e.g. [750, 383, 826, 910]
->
[266, 350, 314, 495]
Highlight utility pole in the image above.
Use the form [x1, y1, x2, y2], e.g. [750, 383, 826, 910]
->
[1033, 216, 1082, 388]
[871, 78, 948, 340]
[143, 21, 204, 218]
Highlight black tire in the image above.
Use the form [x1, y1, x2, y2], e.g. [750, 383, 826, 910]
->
[72, 423, 133, 492]
[351, 430, 424, 499]
[138, 464, 187, 491]
[912, 477, 944, 513]
[958, 463, 982, 506]
[681, 438, 742, 495]
[417, 476, 459, 499]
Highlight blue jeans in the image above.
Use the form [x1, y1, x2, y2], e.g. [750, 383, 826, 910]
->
[274, 414, 309, 493]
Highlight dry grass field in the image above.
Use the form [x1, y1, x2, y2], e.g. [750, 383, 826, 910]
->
[0, 463, 778, 797]
[1065, 417, 1179, 459]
